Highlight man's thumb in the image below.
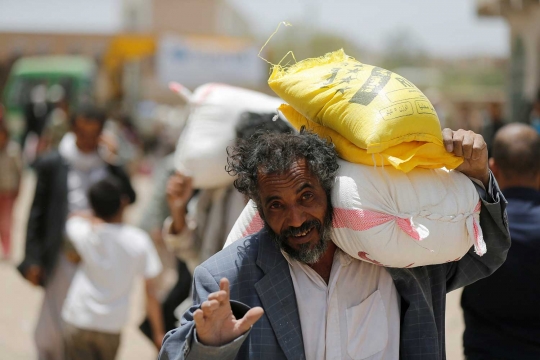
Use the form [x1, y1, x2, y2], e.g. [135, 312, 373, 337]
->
[236, 307, 264, 333]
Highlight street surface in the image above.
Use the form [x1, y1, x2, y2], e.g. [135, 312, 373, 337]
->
[0, 170, 466, 359]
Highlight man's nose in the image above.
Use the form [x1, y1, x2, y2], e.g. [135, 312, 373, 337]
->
[286, 205, 307, 228]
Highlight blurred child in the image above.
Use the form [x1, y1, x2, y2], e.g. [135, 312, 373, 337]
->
[0, 123, 22, 259]
[62, 176, 164, 360]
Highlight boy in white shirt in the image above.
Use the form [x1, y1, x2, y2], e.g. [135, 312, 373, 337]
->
[62, 176, 164, 360]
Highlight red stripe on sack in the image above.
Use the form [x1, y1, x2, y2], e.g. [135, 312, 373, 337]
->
[242, 212, 265, 238]
[333, 208, 422, 241]
[396, 218, 422, 241]
[333, 208, 394, 230]
[474, 201, 481, 212]
[473, 200, 486, 255]
[193, 83, 230, 104]
[357, 252, 384, 266]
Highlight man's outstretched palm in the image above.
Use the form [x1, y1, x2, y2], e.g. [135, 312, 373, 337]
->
[194, 278, 264, 346]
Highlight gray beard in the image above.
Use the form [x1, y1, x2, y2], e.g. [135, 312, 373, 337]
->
[268, 213, 333, 265]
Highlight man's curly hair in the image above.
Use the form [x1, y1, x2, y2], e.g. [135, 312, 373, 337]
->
[226, 128, 340, 210]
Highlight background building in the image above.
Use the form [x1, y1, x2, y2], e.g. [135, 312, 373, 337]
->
[477, 0, 540, 122]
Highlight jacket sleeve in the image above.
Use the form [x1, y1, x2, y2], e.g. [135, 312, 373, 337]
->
[446, 173, 511, 292]
[17, 157, 52, 276]
[159, 266, 250, 360]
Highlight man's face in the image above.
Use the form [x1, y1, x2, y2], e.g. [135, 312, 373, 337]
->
[258, 158, 332, 264]
[73, 117, 102, 153]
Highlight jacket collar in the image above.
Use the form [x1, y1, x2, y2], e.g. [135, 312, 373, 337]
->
[254, 229, 306, 360]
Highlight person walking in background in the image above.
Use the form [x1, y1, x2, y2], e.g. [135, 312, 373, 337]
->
[461, 123, 540, 360]
[62, 177, 163, 359]
[138, 152, 193, 343]
[17, 103, 136, 360]
[0, 122, 22, 259]
[38, 84, 71, 154]
[22, 84, 50, 162]
[164, 112, 293, 269]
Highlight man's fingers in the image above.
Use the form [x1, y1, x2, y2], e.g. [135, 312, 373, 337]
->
[236, 307, 264, 334]
[461, 132, 474, 159]
[452, 132, 465, 157]
[208, 290, 228, 303]
[193, 309, 205, 327]
[472, 135, 487, 160]
[201, 299, 220, 317]
[442, 128, 454, 153]
[220, 278, 231, 302]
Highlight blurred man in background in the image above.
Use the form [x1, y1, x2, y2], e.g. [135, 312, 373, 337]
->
[17, 104, 136, 360]
[461, 123, 540, 360]
[164, 112, 293, 269]
[62, 177, 163, 359]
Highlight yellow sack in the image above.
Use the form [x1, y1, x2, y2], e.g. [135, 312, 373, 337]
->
[269, 49, 448, 154]
[280, 104, 463, 172]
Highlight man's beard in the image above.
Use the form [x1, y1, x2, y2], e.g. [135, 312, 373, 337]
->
[266, 209, 333, 265]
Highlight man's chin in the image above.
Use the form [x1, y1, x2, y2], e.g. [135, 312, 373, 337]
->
[282, 237, 329, 265]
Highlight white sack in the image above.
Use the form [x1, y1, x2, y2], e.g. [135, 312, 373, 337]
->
[174, 83, 283, 189]
[225, 160, 486, 268]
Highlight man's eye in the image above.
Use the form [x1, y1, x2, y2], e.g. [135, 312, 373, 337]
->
[302, 193, 314, 200]
[269, 202, 282, 209]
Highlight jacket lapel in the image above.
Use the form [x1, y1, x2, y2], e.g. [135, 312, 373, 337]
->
[254, 230, 305, 360]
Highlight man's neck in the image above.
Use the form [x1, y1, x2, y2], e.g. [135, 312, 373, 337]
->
[308, 241, 337, 284]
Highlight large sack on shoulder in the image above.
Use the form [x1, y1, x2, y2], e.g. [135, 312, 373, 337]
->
[268, 49, 461, 170]
[280, 104, 463, 173]
[225, 160, 485, 268]
[174, 83, 282, 189]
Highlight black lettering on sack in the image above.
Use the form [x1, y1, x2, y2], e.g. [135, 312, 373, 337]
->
[395, 76, 415, 88]
[335, 87, 351, 95]
[349, 67, 392, 106]
[320, 67, 342, 88]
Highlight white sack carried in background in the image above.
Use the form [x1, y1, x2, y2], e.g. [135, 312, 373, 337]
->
[225, 160, 485, 268]
[173, 83, 283, 189]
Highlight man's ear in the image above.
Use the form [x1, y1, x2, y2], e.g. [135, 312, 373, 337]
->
[120, 195, 130, 209]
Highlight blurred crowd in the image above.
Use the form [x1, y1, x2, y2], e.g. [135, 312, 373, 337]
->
[0, 80, 540, 360]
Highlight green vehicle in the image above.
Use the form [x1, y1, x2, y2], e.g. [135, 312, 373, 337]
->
[2, 55, 97, 142]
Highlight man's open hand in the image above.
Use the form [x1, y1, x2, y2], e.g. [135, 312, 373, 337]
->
[194, 278, 264, 347]
[443, 128, 489, 188]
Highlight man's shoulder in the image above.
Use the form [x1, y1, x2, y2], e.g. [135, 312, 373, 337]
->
[196, 231, 268, 280]
[114, 224, 153, 250]
[203, 232, 263, 266]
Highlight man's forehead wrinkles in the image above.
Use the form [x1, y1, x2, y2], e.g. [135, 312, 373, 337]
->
[259, 173, 312, 189]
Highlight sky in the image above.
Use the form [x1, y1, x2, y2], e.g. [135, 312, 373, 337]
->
[0, 0, 509, 58]
[0, 0, 122, 33]
[227, 0, 509, 58]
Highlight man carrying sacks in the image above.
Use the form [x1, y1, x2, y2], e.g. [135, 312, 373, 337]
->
[159, 51, 510, 360]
